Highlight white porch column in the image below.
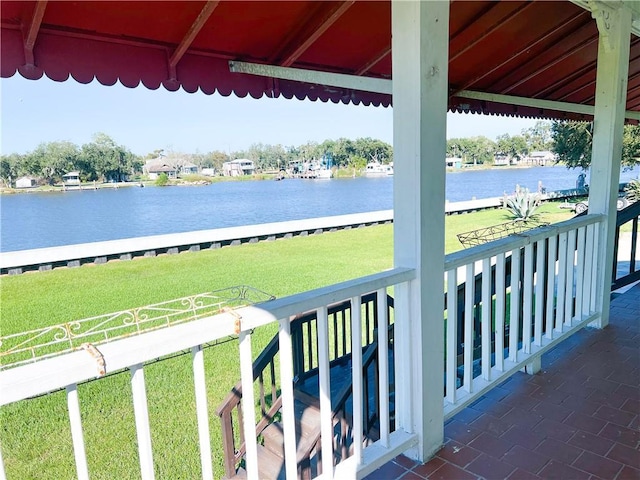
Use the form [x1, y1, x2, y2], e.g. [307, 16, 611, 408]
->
[392, 0, 448, 461]
[588, 4, 632, 328]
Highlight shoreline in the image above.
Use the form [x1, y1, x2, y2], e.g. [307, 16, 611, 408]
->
[0, 164, 574, 195]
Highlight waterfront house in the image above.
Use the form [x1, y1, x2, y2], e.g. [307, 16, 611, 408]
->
[15, 176, 36, 189]
[147, 164, 177, 180]
[62, 171, 80, 185]
[526, 151, 556, 166]
[1, 2, 639, 479]
[223, 159, 255, 176]
[445, 157, 462, 169]
[493, 155, 513, 167]
[181, 162, 199, 175]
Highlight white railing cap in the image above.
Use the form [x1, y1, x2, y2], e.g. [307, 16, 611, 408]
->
[445, 214, 604, 271]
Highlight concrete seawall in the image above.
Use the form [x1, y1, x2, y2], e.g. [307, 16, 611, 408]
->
[1, 211, 394, 275]
[1, 189, 593, 275]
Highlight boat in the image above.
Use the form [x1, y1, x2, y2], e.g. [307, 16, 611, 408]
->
[364, 160, 393, 176]
[299, 155, 333, 179]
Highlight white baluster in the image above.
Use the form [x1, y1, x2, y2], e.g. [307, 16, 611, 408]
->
[191, 346, 213, 480]
[376, 288, 390, 447]
[351, 296, 363, 465]
[556, 232, 568, 331]
[317, 306, 334, 478]
[130, 364, 155, 480]
[464, 263, 475, 392]
[522, 243, 534, 354]
[534, 240, 546, 346]
[545, 235, 558, 340]
[446, 269, 458, 402]
[66, 384, 89, 480]
[564, 229, 577, 325]
[509, 248, 521, 362]
[481, 258, 491, 381]
[239, 331, 258, 480]
[278, 318, 298, 480]
[574, 227, 587, 322]
[495, 254, 506, 371]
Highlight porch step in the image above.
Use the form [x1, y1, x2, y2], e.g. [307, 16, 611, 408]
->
[261, 399, 322, 465]
[228, 444, 287, 480]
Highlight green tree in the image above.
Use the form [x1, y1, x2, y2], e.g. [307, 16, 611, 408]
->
[80, 133, 139, 182]
[551, 121, 640, 169]
[0, 153, 22, 187]
[30, 141, 79, 184]
[447, 137, 495, 165]
[522, 120, 553, 151]
[496, 134, 529, 162]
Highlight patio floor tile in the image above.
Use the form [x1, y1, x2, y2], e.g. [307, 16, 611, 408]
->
[369, 284, 640, 479]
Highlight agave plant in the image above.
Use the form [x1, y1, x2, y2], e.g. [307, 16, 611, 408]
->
[624, 179, 640, 203]
[505, 185, 541, 222]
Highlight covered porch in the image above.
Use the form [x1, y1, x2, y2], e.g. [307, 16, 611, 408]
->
[1, 1, 639, 479]
[366, 282, 640, 480]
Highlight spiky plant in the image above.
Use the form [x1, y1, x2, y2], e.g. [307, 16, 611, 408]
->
[505, 185, 541, 222]
[624, 179, 640, 203]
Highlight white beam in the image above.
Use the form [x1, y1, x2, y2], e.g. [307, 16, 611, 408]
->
[588, 4, 632, 328]
[392, 0, 448, 462]
[456, 90, 640, 121]
[228, 60, 391, 95]
[228, 61, 640, 120]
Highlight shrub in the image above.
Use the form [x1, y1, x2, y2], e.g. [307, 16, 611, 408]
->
[155, 173, 169, 186]
[505, 185, 541, 221]
[624, 179, 640, 203]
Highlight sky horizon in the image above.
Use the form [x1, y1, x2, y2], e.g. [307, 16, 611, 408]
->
[1, 74, 541, 157]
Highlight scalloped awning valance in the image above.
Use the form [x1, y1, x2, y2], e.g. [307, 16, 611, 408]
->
[2, 1, 639, 120]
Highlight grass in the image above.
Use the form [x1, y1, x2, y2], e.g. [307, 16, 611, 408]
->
[0, 202, 574, 479]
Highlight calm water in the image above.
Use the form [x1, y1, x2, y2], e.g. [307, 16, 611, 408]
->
[2, 166, 638, 252]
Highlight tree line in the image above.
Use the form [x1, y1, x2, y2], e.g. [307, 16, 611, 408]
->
[1, 121, 638, 187]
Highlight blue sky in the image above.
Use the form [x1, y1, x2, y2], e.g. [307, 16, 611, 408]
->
[1, 74, 538, 156]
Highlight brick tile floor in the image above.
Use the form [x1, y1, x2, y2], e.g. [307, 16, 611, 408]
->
[365, 283, 640, 479]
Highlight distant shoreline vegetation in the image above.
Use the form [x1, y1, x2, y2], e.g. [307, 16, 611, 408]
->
[2, 122, 637, 191]
[0, 163, 576, 196]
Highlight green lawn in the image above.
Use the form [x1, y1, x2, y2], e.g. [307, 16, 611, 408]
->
[0, 202, 573, 479]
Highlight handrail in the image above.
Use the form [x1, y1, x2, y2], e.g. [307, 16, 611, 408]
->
[216, 292, 395, 478]
[238, 268, 414, 330]
[612, 200, 640, 291]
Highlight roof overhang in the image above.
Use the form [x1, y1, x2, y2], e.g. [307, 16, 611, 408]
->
[1, 1, 639, 121]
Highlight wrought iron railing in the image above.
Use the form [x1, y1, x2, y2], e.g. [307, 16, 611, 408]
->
[457, 220, 549, 248]
[0, 286, 274, 370]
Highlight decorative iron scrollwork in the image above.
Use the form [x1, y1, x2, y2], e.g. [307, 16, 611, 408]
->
[0, 285, 275, 370]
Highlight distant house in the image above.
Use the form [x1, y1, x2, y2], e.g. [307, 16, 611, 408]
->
[181, 162, 198, 175]
[493, 155, 512, 166]
[445, 157, 462, 169]
[526, 151, 555, 166]
[201, 168, 216, 176]
[62, 172, 81, 185]
[223, 159, 255, 177]
[15, 176, 37, 189]
[148, 164, 177, 180]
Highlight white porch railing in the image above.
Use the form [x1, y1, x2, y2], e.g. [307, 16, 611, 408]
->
[0, 267, 416, 480]
[443, 213, 605, 418]
[0, 214, 607, 479]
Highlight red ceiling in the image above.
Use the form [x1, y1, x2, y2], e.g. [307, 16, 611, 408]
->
[2, 1, 639, 119]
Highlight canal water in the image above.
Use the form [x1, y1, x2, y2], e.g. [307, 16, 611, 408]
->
[1, 165, 638, 252]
